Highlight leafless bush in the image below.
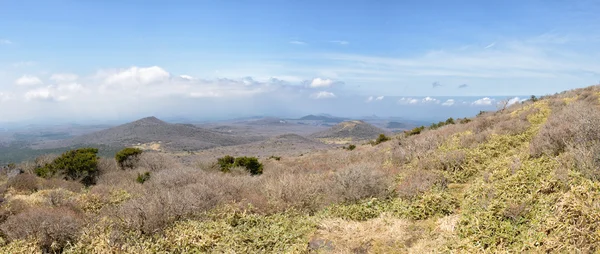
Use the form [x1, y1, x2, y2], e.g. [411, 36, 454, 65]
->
[531, 101, 600, 157]
[137, 152, 179, 171]
[493, 117, 531, 135]
[569, 142, 600, 181]
[263, 171, 328, 213]
[397, 170, 446, 199]
[331, 163, 391, 203]
[97, 157, 119, 174]
[116, 183, 222, 234]
[6, 174, 39, 193]
[0, 207, 82, 252]
[39, 178, 84, 193]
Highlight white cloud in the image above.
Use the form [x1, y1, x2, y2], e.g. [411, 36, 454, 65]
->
[484, 42, 496, 49]
[366, 96, 374, 102]
[330, 40, 349, 45]
[399, 97, 420, 105]
[15, 75, 43, 86]
[50, 73, 79, 82]
[24, 86, 68, 102]
[375, 96, 384, 101]
[310, 91, 336, 99]
[309, 78, 334, 88]
[289, 40, 307, 45]
[506, 97, 521, 106]
[442, 99, 455, 106]
[0, 39, 12, 45]
[179, 75, 195, 80]
[422, 96, 440, 104]
[472, 97, 495, 106]
[104, 66, 170, 86]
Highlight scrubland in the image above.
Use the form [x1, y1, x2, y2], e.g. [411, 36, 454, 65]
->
[1, 86, 600, 253]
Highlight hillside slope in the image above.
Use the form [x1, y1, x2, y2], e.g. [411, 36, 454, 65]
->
[3, 86, 600, 253]
[310, 120, 388, 142]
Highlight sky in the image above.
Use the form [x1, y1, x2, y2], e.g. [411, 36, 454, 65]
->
[1, 0, 599, 124]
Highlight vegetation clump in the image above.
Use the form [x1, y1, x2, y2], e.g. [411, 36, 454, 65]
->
[342, 144, 356, 151]
[405, 126, 425, 137]
[34, 148, 99, 186]
[217, 155, 263, 175]
[370, 134, 391, 146]
[115, 147, 143, 169]
[136, 172, 151, 184]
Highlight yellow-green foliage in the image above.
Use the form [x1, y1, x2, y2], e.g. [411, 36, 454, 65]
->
[0, 238, 41, 254]
[67, 211, 317, 253]
[322, 189, 458, 221]
[78, 189, 131, 213]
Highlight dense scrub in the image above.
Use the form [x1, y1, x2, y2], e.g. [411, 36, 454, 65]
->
[0, 85, 600, 253]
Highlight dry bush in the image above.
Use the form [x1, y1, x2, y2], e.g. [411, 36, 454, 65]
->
[531, 101, 600, 157]
[39, 178, 84, 193]
[493, 117, 530, 135]
[0, 207, 82, 252]
[97, 157, 119, 174]
[137, 152, 180, 171]
[331, 163, 392, 203]
[6, 174, 39, 193]
[569, 142, 600, 181]
[116, 183, 222, 234]
[263, 171, 328, 213]
[3, 198, 33, 216]
[397, 170, 446, 199]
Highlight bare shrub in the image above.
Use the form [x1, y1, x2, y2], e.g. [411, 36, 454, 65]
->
[0, 207, 82, 252]
[397, 170, 446, 199]
[331, 163, 391, 203]
[493, 117, 530, 135]
[569, 142, 600, 181]
[531, 101, 600, 157]
[97, 157, 119, 174]
[263, 171, 328, 213]
[6, 174, 39, 193]
[116, 183, 222, 234]
[137, 152, 179, 171]
[39, 178, 84, 193]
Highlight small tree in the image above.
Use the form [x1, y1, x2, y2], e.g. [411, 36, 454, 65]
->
[233, 157, 263, 175]
[115, 147, 143, 169]
[35, 148, 99, 186]
[217, 155, 235, 172]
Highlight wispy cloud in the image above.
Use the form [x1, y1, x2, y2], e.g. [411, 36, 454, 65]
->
[472, 97, 494, 106]
[458, 84, 468, 89]
[289, 40, 307, 45]
[0, 39, 12, 45]
[442, 99, 455, 106]
[15, 75, 43, 86]
[432, 81, 442, 88]
[484, 42, 496, 49]
[330, 40, 349, 45]
[310, 91, 336, 99]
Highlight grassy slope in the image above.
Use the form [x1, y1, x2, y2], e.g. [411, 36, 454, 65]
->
[2, 87, 600, 253]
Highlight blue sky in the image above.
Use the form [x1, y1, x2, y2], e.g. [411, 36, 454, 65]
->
[1, 0, 600, 123]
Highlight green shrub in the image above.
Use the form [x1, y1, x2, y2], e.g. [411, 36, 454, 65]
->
[34, 148, 99, 186]
[115, 147, 143, 169]
[234, 156, 263, 175]
[405, 126, 425, 137]
[370, 134, 391, 146]
[343, 144, 356, 151]
[217, 155, 235, 172]
[136, 172, 151, 184]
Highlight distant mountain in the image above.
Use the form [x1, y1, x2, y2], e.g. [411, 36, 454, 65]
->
[239, 117, 289, 126]
[298, 114, 348, 123]
[386, 121, 408, 129]
[310, 120, 389, 141]
[38, 116, 262, 151]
